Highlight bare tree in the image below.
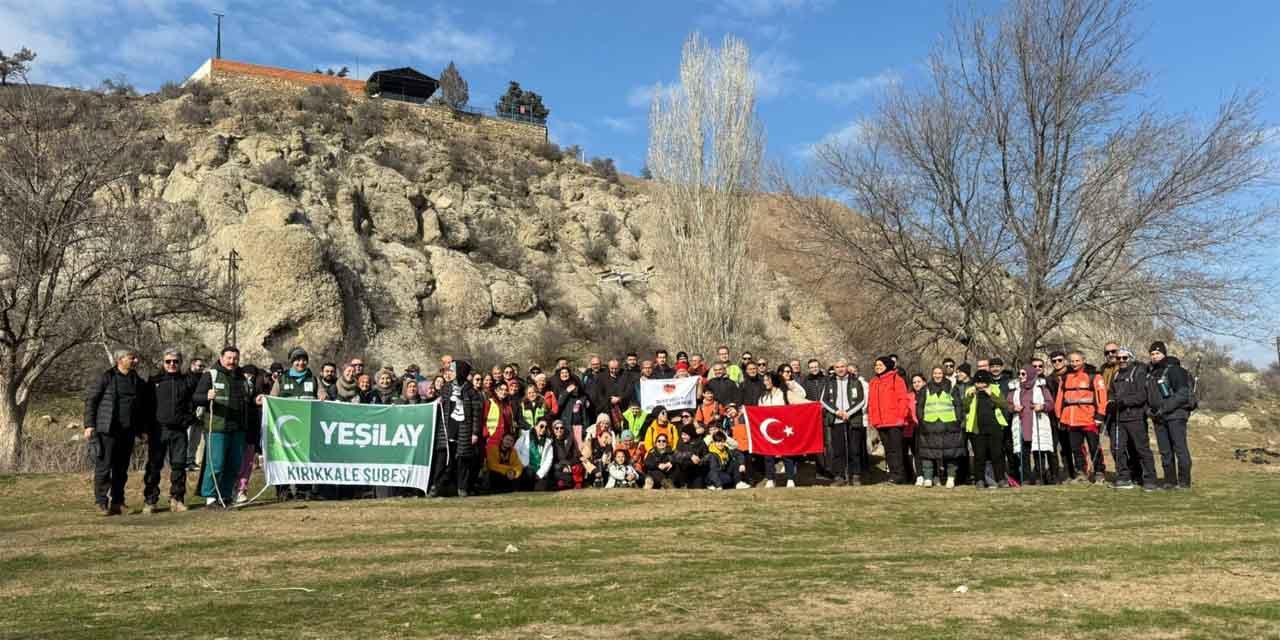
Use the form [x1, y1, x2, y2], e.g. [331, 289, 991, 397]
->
[648, 33, 764, 351]
[0, 81, 223, 472]
[0, 48, 36, 86]
[780, 0, 1273, 363]
[439, 61, 469, 109]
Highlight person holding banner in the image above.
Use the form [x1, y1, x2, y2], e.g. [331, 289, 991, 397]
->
[192, 347, 254, 508]
[758, 372, 800, 488]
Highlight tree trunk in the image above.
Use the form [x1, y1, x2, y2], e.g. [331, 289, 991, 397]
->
[0, 386, 28, 473]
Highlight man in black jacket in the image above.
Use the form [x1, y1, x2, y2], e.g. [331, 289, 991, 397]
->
[432, 360, 483, 497]
[84, 348, 151, 516]
[819, 359, 868, 485]
[1146, 342, 1194, 489]
[1108, 347, 1156, 490]
[143, 348, 195, 513]
[706, 363, 740, 406]
[801, 359, 826, 402]
[739, 362, 765, 406]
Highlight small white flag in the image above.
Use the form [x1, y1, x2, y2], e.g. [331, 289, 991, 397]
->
[640, 377, 699, 412]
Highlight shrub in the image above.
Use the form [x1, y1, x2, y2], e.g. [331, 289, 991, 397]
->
[599, 212, 620, 240]
[158, 81, 184, 99]
[530, 142, 563, 162]
[1195, 367, 1253, 412]
[583, 235, 610, 265]
[349, 99, 385, 144]
[590, 157, 619, 183]
[293, 84, 350, 133]
[371, 144, 420, 181]
[254, 157, 297, 195]
[151, 139, 188, 173]
[472, 216, 524, 271]
[175, 100, 210, 124]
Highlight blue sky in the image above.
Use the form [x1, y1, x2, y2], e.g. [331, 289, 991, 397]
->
[4, 0, 1277, 363]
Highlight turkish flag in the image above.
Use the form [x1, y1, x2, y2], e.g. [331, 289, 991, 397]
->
[741, 402, 824, 456]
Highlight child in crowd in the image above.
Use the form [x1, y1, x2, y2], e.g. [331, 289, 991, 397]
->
[605, 449, 639, 488]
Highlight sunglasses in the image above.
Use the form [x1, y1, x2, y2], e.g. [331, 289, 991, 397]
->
[1051, 358, 1065, 363]
[1104, 350, 1118, 355]
[163, 359, 180, 364]
[656, 438, 668, 443]
[1118, 356, 1131, 362]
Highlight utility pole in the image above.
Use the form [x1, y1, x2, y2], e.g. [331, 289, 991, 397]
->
[223, 249, 240, 348]
[1274, 336, 1279, 368]
[213, 12, 225, 59]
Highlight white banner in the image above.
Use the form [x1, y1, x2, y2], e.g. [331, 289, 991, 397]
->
[640, 377, 699, 412]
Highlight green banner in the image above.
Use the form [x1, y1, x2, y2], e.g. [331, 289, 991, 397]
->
[262, 397, 437, 493]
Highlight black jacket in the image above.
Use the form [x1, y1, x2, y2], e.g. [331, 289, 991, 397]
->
[1108, 365, 1148, 422]
[588, 372, 633, 416]
[84, 368, 150, 434]
[644, 447, 674, 472]
[651, 364, 676, 380]
[706, 376, 740, 406]
[739, 375, 765, 405]
[439, 382, 484, 457]
[1145, 356, 1192, 421]
[818, 375, 866, 426]
[801, 374, 826, 404]
[149, 371, 195, 430]
[673, 438, 708, 467]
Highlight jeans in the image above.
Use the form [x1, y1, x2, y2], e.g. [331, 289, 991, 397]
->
[763, 456, 797, 481]
[1154, 418, 1192, 487]
[92, 431, 135, 506]
[143, 429, 188, 504]
[201, 431, 245, 502]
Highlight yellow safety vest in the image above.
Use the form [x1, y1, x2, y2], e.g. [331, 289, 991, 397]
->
[923, 390, 956, 423]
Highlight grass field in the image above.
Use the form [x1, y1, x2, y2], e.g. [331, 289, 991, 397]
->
[2, 424, 1279, 639]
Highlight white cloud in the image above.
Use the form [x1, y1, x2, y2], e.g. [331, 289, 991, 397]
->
[751, 49, 800, 100]
[626, 82, 676, 109]
[410, 14, 512, 66]
[796, 119, 868, 158]
[716, 0, 830, 17]
[601, 116, 640, 134]
[118, 23, 213, 68]
[816, 69, 899, 103]
[549, 119, 590, 150]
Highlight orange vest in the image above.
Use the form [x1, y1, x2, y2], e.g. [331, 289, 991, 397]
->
[1054, 369, 1106, 431]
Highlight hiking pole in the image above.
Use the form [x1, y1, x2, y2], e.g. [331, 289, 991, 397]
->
[206, 368, 227, 509]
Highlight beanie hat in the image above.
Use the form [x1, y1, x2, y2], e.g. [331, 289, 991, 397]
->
[875, 356, 895, 372]
[974, 370, 995, 384]
[957, 363, 972, 376]
[1149, 341, 1168, 356]
[288, 347, 309, 362]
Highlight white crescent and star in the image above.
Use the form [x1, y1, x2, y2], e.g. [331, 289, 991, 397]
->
[759, 418, 793, 444]
[272, 414, 303, 449]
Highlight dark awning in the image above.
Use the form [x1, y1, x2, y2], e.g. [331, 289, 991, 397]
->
[367, 67, 438, 101]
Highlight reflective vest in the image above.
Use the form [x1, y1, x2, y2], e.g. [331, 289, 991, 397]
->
[486, 401, 501, 437]
[277, 369, 318, 399]
[520, 403, 546, 429]
[922, 390, 957, 423]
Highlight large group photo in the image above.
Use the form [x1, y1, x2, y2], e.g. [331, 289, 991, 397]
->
[3, 0, 1280, 637]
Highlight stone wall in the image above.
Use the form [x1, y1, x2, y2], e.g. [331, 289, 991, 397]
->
[200, 58, 548, 146]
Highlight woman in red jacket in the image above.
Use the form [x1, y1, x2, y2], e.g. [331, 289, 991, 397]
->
[868, 356, 913, 484]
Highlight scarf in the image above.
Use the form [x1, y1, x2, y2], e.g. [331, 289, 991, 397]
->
[335, 376, 358, 401]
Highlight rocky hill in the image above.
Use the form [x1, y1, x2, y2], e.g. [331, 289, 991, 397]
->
[137, 82, 844, 367]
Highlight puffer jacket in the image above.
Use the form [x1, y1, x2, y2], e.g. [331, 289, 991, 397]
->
[867, 370, 912, 429]
[1145, 356, 1193, 421]
[1108, 365, 1148, 423]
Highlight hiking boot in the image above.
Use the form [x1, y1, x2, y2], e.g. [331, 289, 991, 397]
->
[1092, 472, 1105, 484]
[171, 499, 188, 513]
[1113, 480, 1135, 490]
[107, 503, 123, 516]
[96, 503, 110, 516]
[765, 479, 776, 489]
[734, 481, 751, 489]
[457, 489, 469, 498]
[141, 503, 156, 515]
[786, 479, 797, 488]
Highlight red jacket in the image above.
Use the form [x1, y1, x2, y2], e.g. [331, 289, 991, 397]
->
[482, 397, 515, 447]
[868, 370, 913, 429]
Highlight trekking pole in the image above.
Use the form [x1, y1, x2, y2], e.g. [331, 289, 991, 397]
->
[206, 369, 226, 508]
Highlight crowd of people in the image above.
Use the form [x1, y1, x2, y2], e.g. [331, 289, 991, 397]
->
[82, 340, 1196, 515]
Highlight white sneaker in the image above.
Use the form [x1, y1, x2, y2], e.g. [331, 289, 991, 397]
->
[205, 497, 216, 506]
[786, 479, 796, 488]
[235, 491, 248, 504]
[765, 479, 776, 488]
[923, 478, 933, 488]
[915, 476, 925, 486]
[735, 481, 751, 489]
[945, 476, 956, 489]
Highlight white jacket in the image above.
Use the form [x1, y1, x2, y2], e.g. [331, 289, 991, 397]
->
[515, 430, 554, 479]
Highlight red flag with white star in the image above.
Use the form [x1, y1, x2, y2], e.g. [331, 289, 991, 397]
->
[741, 402, 824, 456]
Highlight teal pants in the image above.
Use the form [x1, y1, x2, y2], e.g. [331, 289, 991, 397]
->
[201, 431, 246, 501]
